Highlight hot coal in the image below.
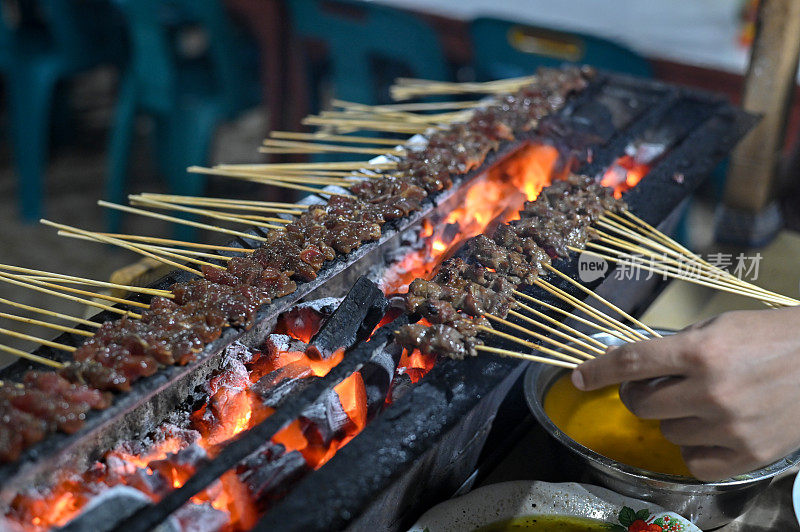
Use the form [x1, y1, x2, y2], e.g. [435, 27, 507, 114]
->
[57, 485, 179, 532]
[252, 366, 316, 409]
[237, 443, 309, 511]
[306, 276, 387, 360]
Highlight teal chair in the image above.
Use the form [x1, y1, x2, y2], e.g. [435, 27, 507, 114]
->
[0, 0, 125, 221]
[286, 0, 449, 107]
[469, 17, 652, 81]
[107, 0, 260, 234]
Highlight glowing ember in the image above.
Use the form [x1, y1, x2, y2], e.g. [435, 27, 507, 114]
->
[601, 154, 650, 198]
[381, 143, 563, 294]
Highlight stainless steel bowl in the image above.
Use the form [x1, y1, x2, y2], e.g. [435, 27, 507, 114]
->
[523, 330, 800, 529]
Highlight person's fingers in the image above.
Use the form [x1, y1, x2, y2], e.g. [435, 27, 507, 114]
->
[659, 417, 716, 446]
[680, 446, 744, 481]
[572, 336, 691, 391]
[618, 377, 695, 419]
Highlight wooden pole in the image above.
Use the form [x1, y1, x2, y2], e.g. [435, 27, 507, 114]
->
[723, 0, 800, 213]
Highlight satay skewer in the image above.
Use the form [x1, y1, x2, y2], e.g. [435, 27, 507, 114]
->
[269, 131, 409, 146]
[512, 295, 630, 342]
[0, 343, 64, 369]
[0, 272, 142, 319]
[56, 231, 227, 271]
[0, 272, 150, 310]
[544, 264, 662, 338]
[129, 196, 288, 229]
[92, 234, 256, 253]
[0, 327, 76, 353]
[94, 203, 270, 243]
[588, 236, 797, 305]
[505, 309, 606, 355]
[0, 264, 172, 297]
[41, 219, 204, 278]
[483, 314, 596, 360]
[260, 139, 404, 156]
[0, 298, 102, 328]
[134, 194, 306, 215]
[0, 312, 94, 337]
[576, 247, 797, 307]
[332, 99, 483, 112]
[187, 167, 356, 198]
[475, 345, 578, 370]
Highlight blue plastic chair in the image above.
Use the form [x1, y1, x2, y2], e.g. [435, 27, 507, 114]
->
[107, 0, 260, 233]
[286, 0, 449, 107]
[0, 0, 125, 221]
[469, 17, 652, 81]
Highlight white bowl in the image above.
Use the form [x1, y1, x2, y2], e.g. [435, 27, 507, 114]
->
[408, 480, 700, 532]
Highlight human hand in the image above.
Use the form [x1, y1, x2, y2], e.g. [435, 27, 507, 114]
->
[571, 306, 800, 481]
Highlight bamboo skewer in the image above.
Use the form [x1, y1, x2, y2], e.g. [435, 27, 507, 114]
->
[603, 211, 799, 306]
[478, 325, 585, 365]
[56, 231, 227, 271]
[270, 131, 410, 146]
[129, 196, 288, 230]
[332, 99, 483, 112]
[529, 282, 645, 342]
[0, 264, 172, 298]
[512, 293, 630, 342]
[42, 218, 204, 278]
[0, 343, 64, 369]
[484, 314, 595, 360]
[0, 271, 150, 309]
[0, 327, 76, 353]
[135, 194, 306, 215]
[0, 297, 102, 328]
[576, 246, 798, 307]
[506, 309, 606, 355]
[212, 161, 398, 170]
[543, 264, 661, 338]
[187, 167, 356, 198]
[391, 75, 538, 100]
[0, 272, 142, 319]
[475, 345, 577, 370]
[94, 202, 269, 244]
[0, 312, 94, 337]
[92, 234, 256, 254]
[261, 139, 404, 156]
[589, 236, 798, 306]
[302, 116, 431, 134]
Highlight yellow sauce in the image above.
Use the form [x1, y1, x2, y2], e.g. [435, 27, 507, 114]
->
[474, 515, 615, 531]
[543, 374, 692, 477]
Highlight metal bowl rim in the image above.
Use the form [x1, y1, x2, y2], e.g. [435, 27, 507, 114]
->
[523, 328, 800, 489]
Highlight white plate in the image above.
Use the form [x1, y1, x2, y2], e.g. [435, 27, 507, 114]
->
[408, 480, 701, 532]
[793, 470, 800, 525]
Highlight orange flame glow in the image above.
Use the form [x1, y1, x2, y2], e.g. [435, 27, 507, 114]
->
[381, 143, 563, 294]
[601, 154, 649, 198]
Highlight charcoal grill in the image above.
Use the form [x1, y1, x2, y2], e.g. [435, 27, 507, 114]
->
[0, 71, 756, 532]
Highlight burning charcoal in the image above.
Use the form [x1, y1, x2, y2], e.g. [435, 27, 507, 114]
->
[237, 443, 309, 510]
[252, 365, 317, 408]
[262, 334, 308, 358]
[56, 485, 180, 532]
[223, 341, 257, 365]
[148, 443, 209, 492]
[274, 297, 340, 343]
[359, 343, 404, 421]
[173, 502, 229, 532]
[306, 277, 387, 360]
[298, 389, 351, 447]
[388, 372, 414, 404]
